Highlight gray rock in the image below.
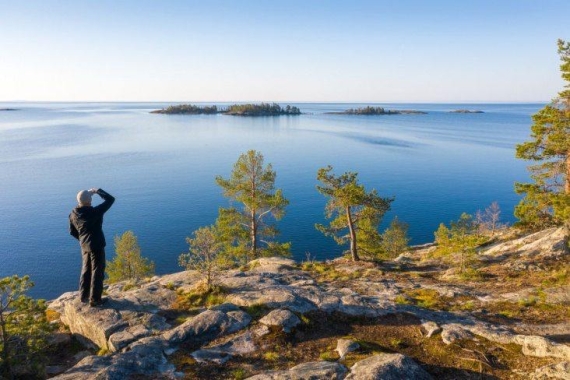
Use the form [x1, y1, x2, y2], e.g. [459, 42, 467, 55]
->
[421, 321, 441, 338]
[249, 257, 297, 273]
[246, 361, 347, 379]
[259, 309, 301, 333]
[49, 279, 177, 352]
[162, 308, 251, 345]
[515, 335, 570, 360]
[336, 338, 359, 359]
[191, 331, 256, 364]
[345, 353, 432, 380]
[441, 324, 472, 345]
[531, 361, 570, 379]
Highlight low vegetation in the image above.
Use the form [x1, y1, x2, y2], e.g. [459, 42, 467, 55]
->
[106, 231, 155, 285]
[0, 275, 52, 380]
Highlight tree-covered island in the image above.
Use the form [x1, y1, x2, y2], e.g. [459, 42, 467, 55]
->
[151, 104, 219, 114]
[325, 106, 427, 115]
[151, 102, 301, 116]
[449, 109, 484, 113]
[224, 103, 301, 116]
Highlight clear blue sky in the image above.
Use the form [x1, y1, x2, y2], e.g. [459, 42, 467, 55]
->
[1, 0, 568, 102]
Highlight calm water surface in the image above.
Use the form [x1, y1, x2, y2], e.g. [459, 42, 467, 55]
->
[0, 102, 540, 299]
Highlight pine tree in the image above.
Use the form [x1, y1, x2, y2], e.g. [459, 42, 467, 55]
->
[315, 166, 393, 261]
[0, 275, 52, 379]
[179, 226, 228, 291]
[434, 213, 487, 274]
[380, 217, 411, 258]
[215, 150, 290, 263]
[515, 39, 570, 237]
[106, 231, 155, 284]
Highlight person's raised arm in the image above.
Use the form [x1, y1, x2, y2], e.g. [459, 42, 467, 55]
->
[91, 188, 115, 214]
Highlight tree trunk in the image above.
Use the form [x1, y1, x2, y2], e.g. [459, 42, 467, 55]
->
[250, 210, 257, 260]
[566, 150, 570, 194]
[0, 312, 13, 380]
[564, 151, 570, 195]
[346, 207, 359, 261]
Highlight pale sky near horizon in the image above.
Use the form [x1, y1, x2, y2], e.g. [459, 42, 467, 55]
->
[1, 0, 569, 102]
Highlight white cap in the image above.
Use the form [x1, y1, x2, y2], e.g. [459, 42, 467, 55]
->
[77, 190, 92, 206]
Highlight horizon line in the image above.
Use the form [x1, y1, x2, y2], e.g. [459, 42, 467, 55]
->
[0, 100, 551, 104]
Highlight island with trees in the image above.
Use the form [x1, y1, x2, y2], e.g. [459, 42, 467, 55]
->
[224, 103, 301, 116]
[151, 104, 219, 115]
[325, 106, 427, 115]
[151, 102, 301, 116]
[448, 109, 484, 113]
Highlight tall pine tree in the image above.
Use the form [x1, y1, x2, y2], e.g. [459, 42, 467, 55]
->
[215, 150, 290, 263]
[515, 39, 570, 237]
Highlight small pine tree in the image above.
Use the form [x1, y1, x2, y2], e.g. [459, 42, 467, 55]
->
[106, 231, 155, 284]
[0, 275, 52, 380]
[434, 213, 488, 274]
[315, 165, 393, 261]
[380, 217, 411, 258]
[179, 226, 228, 291]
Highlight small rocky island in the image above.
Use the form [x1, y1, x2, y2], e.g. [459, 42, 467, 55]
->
[151, 103, 301, 116]
[0, 108, 19, 111]
[326, 106, 427, 115]
[448, 109, 484, 113]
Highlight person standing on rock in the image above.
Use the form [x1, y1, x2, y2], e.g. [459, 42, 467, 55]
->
[69, 188, 115, 307]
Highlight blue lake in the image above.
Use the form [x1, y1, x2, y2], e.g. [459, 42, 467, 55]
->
[0, 102, 540, 299]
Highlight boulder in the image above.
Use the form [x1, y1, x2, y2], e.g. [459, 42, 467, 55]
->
[259, 309, 301, 333]
[162, 308, 251, 345]
[336, 339, 359, 359]
[345, 353, 432, 380]
[191, 331, 256, 364]
[441, 324, 472, 345]
[531, 361, 570, 379]
[515, 335, 570, 360]
[421, 321, 441, 338]
[246, 361, 347, 379]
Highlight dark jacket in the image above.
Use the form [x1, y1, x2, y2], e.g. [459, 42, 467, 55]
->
[69, 189, 115, 252]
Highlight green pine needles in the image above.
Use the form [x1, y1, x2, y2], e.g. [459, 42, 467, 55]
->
[215, 150, 291, 263]
[106, 231, 155, 285]
[315, 165, 394, 261]
[0, 275, 52, 379]
[515, 39, 570, 235]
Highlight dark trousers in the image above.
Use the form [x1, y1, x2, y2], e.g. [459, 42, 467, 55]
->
[79, 249, 105, 302]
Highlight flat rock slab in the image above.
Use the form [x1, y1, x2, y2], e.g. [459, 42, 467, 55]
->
[191, 331, 256, 364]
[345, 353, 433, 380]
[246, 361, 347, 379]
[49, 280, 178, 352]
[259, 309, 301, 333]
[162, 308, 251, 345]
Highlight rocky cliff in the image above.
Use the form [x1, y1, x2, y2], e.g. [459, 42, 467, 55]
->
[46, 227, 569, 379]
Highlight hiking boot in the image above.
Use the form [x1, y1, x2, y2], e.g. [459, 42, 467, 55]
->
[89, 298, 108, 307]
